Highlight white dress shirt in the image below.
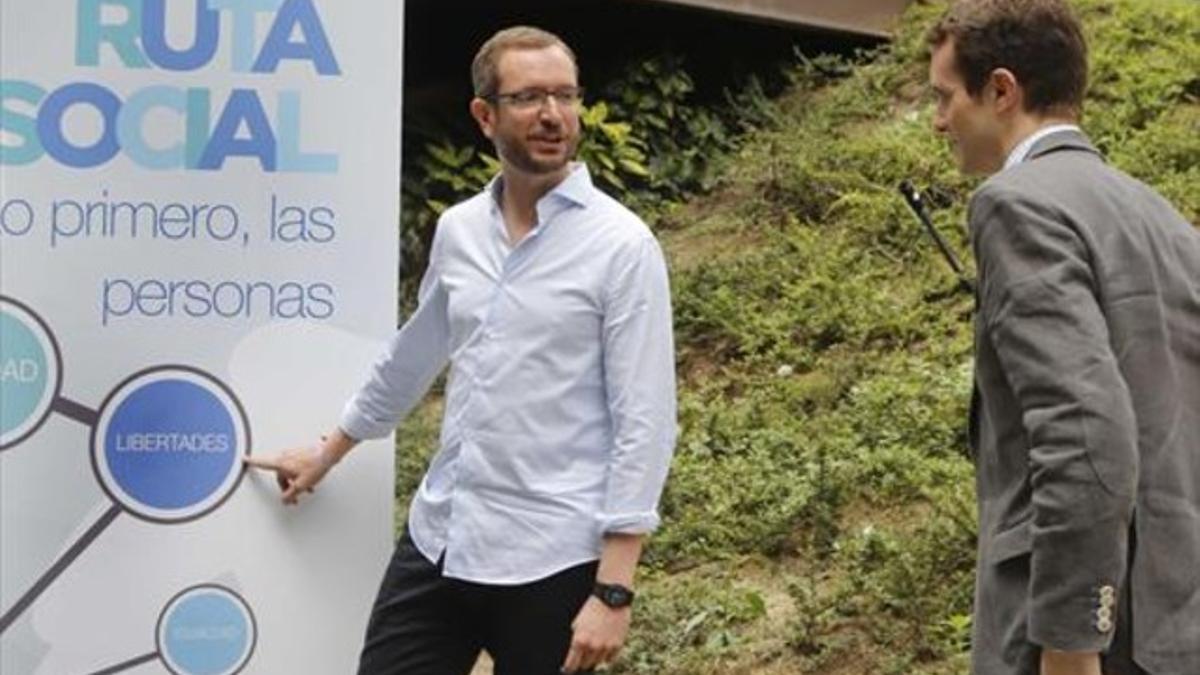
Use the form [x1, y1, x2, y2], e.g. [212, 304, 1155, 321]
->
[340, 164, 678, 584]
[1002, 123, 1082, 171]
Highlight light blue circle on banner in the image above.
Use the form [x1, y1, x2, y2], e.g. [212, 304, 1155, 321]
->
[104, 379, 237, 510]
[0, 311, 48, 440]
[161, 589, 253, 675]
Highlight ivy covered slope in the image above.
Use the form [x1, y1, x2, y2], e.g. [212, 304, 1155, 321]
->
[397, 0, 1199, 673]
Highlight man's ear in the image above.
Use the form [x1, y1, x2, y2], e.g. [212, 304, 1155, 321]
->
[988, 68, 1022, 114]
[470, 97, 496, 140]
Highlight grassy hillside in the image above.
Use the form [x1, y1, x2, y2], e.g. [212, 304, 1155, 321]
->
[396, 1, 1199, 672]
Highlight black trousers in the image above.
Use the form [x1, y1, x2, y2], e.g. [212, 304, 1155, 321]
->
[358, 532, 598, 675]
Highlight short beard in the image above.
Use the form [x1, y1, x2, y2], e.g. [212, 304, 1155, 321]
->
[494, 135, 578, 176]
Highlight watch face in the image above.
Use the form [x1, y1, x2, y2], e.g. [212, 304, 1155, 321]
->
[596, 584, 633, 607]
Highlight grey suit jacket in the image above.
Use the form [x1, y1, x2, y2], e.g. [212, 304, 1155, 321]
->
[967, 130, 1200, 675]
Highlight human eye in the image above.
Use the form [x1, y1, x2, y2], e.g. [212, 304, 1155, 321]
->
[510, 89, 544, 106]
[551, 87, 583, 104]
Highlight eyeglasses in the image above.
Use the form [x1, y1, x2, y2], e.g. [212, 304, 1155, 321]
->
[485, 87, 585, 110]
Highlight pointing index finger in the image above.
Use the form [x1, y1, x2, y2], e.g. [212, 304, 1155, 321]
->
[243, 455, 282, 471]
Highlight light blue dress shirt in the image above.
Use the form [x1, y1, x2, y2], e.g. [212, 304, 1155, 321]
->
[340, 164, 678, 584]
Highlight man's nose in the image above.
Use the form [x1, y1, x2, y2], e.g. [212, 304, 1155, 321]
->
[538, 95, 565, 120]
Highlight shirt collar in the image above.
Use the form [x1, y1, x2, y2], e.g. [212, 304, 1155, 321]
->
[1002, 123, 1082, 171]
[487, 162, 594, 216]
[549, 162, 595, 208]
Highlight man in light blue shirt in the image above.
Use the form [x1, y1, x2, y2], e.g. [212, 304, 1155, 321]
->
[248, 25, 677, 675]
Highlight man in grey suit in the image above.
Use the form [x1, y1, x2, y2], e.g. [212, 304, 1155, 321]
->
[926, 1, 1200, 674]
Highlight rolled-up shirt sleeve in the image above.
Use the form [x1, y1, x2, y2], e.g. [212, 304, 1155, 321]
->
[598, 235, 678, 534]
[340, 228, 451, 441]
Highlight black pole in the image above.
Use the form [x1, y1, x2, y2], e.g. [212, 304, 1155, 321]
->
[898, 180, 975, 295]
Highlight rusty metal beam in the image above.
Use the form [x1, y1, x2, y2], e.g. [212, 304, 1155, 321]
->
[633, 0, 911, 37]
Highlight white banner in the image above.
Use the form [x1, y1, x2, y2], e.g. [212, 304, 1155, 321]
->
[0, 1, 402, 672]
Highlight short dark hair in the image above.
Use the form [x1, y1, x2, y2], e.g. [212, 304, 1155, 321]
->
[927, 0, 1088, 117]
[471, 26, 578, 99]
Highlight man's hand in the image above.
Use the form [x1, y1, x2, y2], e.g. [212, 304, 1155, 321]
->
[1041, 649, 1101, 675]
[244, 444, 338, 505]
[245, 428, 357, 504]
[560, 596, 631, 673]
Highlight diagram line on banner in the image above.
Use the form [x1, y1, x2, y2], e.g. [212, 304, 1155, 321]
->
[0, 504, 122, 634]
[86, 651, 159, 675]
[51, 396, 100, 427]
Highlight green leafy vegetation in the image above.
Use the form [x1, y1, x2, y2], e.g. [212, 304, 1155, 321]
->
[395, 0, 1199, 671]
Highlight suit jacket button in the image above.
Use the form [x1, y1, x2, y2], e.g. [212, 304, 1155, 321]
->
[1096, 606, 1113, 622]
[1096, 617, 1114, 633]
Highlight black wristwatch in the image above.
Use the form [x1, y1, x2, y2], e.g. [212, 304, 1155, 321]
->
[593, 582, 635, 608]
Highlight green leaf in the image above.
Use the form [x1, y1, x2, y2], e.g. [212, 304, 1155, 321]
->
[619, 158, 651, 177]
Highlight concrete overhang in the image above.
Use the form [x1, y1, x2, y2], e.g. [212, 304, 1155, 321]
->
[633, 0, 911, 38]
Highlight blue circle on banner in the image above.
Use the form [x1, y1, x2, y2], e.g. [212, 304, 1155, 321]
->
[0, 297, 62, 450]
[92, 366, 249, 522]
[158, 585, 256, 675]
[105, 380, 234, 508]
